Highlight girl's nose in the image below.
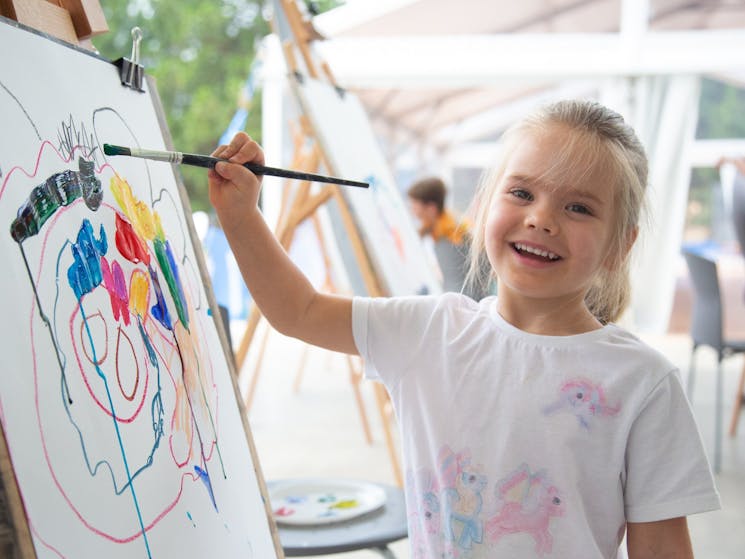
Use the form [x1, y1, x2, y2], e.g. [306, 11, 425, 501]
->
[524, 206, 557, 234]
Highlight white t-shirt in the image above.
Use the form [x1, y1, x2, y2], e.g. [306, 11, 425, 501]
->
[352, 293, 720, 559]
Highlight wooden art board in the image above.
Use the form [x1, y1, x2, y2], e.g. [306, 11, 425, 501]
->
[290, 75, 442, 298]
[0, 18, 280, 558]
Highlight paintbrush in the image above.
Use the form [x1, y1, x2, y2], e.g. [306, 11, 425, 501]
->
[103, 144, 369, 189]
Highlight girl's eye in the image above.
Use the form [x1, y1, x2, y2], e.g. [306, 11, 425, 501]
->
[566, 203, 592, 215]
[510, 188, 532, 201]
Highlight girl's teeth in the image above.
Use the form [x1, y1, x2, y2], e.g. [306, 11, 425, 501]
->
[515, 243, 559, 260]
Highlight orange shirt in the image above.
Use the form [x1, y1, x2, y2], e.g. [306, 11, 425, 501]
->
[428, 210, 470, 245]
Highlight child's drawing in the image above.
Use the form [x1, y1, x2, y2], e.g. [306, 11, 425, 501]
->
[0, 21, 276, 559]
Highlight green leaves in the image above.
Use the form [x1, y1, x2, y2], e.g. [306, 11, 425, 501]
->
[94, 0, 269, 210]
[697, 78, 745, 140]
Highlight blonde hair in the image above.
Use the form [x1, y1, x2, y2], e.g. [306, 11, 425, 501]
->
[466, 99, 648, 324]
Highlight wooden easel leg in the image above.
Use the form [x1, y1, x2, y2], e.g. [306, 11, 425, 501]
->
[373, 382, 402, 487]
[292, 343, 310, 393]
[0, 426, 35, 558]
[729, 358, 745, 437]
[291, 348, 373, 445]
[244, 319, 272, 412]
[235, 302, 263, 371]
[346, 355, 373, 444]
[277, 0, 406, 489]
[233, 125, 314, 374]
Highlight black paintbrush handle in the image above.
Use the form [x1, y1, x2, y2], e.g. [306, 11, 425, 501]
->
[180, 153, 368, 188]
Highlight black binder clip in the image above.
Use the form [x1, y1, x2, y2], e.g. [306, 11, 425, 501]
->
[114, 27, 145, 92]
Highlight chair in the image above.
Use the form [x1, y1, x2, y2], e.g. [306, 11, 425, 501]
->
[730, 171, 745, 437]
[433, 238, 490, 300]
[682, 248, 745, 473]
[433, 239, 469, 294]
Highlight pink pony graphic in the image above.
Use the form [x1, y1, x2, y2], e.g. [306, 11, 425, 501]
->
[543, 378, 620, 429]
[486, 464, 564, 555]
[406, 468, 442, 559]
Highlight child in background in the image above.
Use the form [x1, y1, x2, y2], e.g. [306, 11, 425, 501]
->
[407, 176, 470, 246]
[408, 176, 485, 297]
[208, 100, 719, 558]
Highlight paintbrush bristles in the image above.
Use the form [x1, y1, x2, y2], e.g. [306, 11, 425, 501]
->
[103, 143, 131, 156]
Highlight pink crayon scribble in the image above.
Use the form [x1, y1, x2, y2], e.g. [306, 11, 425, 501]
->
[543, 378, 620, 429]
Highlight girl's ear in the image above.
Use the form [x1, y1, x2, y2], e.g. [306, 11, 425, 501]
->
[622, 226, 639, 258]
[603, 226, 638, 271]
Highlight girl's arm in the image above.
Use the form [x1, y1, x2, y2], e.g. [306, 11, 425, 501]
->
[626, 517, 694, 559]
[208, 133, 357, 355]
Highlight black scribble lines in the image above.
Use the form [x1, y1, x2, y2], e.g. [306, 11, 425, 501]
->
[0, 78, 42, 140]
[58, 115, 100, 165]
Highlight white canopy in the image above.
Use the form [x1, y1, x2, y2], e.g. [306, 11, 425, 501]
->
[264, 0, 745, 332]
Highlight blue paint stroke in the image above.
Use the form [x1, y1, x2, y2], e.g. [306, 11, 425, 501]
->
[76, 301, 152, 558]
[54, 287, 164, 498]
[194, 465, 218, 512]
[148, 264, 172, 330]
[67, 219, 107, 299]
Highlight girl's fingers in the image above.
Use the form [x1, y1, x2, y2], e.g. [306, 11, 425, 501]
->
[210, 133, 264, 185]
[211, 144, 228, 158]
[214, 160, 256, 185]
[213, 134, 261, 160]
[223, 132, 249, 160]
[230, 139, 264, 166]
[219, 133, 263, 166]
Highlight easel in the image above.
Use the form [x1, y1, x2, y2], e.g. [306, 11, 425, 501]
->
[0, 5, 110, 558]
[0, 428, 35, 559]
[236, 117, 374, 448]
[0, 4, 285, 556]
[0, 0, 107, 47]
[233, 0, 403, 486]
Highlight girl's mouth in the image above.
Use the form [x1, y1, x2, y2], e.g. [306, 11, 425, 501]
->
[512, 242, 561, 262]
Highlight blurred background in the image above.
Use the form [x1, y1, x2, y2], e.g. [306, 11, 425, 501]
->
[91, 2, 745, 557]
[92, 0, 745, 331]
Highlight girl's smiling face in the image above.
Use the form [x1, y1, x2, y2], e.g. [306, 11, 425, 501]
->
[485, 125, 620, 325]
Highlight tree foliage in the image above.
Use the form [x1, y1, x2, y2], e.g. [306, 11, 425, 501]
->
[687, 78, 745, 235]
[696, 77, 745, 140]
[94, 0, 270, 210]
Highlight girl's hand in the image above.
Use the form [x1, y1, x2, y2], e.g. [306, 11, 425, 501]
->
[207, 132, 264, 234]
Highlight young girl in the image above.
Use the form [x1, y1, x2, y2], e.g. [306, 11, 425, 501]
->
[208, 100, 720, 558]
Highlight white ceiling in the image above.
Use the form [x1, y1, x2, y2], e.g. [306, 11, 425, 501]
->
[309, 0, 745, 159]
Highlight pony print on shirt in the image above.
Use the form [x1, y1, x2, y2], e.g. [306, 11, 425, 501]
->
[407, 467, 443, 558]
[542, 377, 620, 429]
[406, 446, 564, 557]
[486, 464, 565, 555]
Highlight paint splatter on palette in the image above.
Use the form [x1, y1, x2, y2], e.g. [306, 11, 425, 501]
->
[269, 479, 387, 525]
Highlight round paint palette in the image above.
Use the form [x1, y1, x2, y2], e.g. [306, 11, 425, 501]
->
[269, 478, 387, 525]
